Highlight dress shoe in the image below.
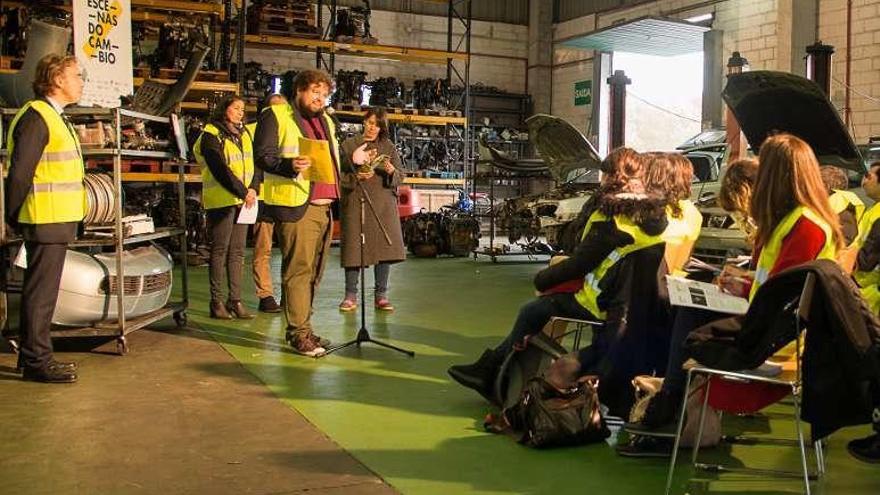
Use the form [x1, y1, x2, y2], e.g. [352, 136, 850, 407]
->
[258, 296, 282, 313]
[22, 363, 77, 383]
[226, 300, 256, 319]
[48, 359, 77, 372]
[210, 300, 234, 320]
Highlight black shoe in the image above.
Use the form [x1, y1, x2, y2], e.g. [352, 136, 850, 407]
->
[258, 296, 282, 313]
[48, 359, 77, 372]
[226, 300, 256, 320]
[616, 435, 674, 458]
[848, 433, 880, 463]
[22, 363, 77, 383]
[447, 349, 503, 403]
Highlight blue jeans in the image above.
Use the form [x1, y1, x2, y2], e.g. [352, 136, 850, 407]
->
[344, 262, 391, 299]
[495, 293, 596, 356]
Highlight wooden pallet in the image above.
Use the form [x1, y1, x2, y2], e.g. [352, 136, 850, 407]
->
[162, 162, 201, 175]
[250, 22, 319, 37]
[88, 159, 162, 174]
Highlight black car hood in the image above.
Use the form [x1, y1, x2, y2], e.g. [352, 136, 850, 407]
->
[722, 71, 864, 172]
[526, 114, 602, 182]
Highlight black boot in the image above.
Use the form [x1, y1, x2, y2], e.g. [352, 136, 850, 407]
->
[448, 349, 504, 403]
[848, 433, 880, 463]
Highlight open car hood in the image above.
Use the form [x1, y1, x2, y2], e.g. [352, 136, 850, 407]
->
[526, 114, 602, 182]
[722, 71, 864, 173]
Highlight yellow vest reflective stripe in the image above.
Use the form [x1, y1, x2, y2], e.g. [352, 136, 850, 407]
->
[7, 100, 86, 224]
[749, 206, 836, 301]
[244, 122, 262, 199]
[854, 202, 880, 313]
[194, 123, 255, 210]
[261, 104, 340, 208]
[574, 212, 665, 318]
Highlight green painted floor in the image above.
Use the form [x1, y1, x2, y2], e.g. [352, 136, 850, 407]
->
[188, 248, 880, 495]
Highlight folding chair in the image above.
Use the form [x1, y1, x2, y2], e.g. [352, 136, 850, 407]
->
[664, 272, 826, 495]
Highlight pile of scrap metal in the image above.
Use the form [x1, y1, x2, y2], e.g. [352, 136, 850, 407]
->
[335, 0, 376, 44]
[412, 78, 450, 110]
[333, 69, 368, 106]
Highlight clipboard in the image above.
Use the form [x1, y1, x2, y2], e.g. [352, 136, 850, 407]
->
[298, 137, 336, 184]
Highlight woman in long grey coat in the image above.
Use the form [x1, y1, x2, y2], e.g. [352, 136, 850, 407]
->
[338, 108, 406, 311]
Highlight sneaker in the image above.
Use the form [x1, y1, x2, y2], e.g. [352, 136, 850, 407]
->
[848, 433, 880, 463]
[616, 435, 674, 458]
[288, 335, 326, 357]
[310, 333, 332, 348]
[338, 298, 357, 312]
[375, 298, 394, 311]
[258, 296, 282, 313]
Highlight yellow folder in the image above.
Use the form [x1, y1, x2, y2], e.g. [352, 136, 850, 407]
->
[298, 137, 336, 184]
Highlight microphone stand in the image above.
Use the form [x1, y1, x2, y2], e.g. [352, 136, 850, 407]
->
[322, 170, 414, 357]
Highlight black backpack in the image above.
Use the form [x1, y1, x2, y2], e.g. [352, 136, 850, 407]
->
[493, 332, 567, 409]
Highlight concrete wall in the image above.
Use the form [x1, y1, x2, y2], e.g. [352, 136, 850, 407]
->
[819, 0, 880, 142]
[246, 9, 528, 94]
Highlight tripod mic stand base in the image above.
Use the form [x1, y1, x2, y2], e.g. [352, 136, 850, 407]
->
[322, 326, 415, 357]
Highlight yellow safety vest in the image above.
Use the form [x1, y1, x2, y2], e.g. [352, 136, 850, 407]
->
[7, 100, 86, 224]
[662, 199, 703, 274]
[854, 202, 880, 314]
[574, 212, 665, 318]
[829, 189, 865, 223]
[194, 123, 255, 210]
[260, 104, 339, 208]
[749, 206, 836, 301]
[244, 122, 260, 199]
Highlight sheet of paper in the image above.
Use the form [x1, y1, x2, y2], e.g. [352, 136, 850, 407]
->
[13, 244, 27, 269]
[237, 203, 258, 225]
[666, 275, 749, 315]
[298, 137, 336, 184]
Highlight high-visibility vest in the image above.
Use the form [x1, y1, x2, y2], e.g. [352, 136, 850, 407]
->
[244, 122, 260, 199]
[260, 104, 339, 208]
[749, 206, 836, 302]
[574, 212, 665, 318]
[194, 123, 255, 210]
[830, 189, 865, 248]
[7, 100, 86, 224]
[854, 202, 880, 314]
[662, 199, 703, 274]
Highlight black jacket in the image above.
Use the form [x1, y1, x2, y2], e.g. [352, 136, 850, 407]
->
[685, 259, 880, 440]
[5, 98, 78, 243]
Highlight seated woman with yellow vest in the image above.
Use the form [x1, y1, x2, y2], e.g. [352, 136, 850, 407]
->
[717, 158, 759, 245]
[644, 152, 702, 275]
[448, 148, 669, 408]
[621, 134, 844, 450]
[821, 165, 864, 245]
[194, 96, 260, 320]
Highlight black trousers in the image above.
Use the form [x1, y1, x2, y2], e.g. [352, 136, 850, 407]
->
[18, 242, 67, 371]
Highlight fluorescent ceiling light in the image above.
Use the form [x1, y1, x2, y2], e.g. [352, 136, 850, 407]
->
[685, 13, 714, 24]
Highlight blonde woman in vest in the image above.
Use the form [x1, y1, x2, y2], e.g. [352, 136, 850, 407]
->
[449, 148, 669, 409]
[623, 134, 843, 451]
[644, 153, 702, 275]
[194, 96, 259, 320]
[6, 55, 84, 383]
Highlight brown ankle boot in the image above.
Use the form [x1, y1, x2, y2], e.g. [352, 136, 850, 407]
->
[210, 300, 234, 320]
[226, 300, 255, 320]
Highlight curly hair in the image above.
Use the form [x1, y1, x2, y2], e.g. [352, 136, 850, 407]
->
[718, 158, 758, 217]
[293, 69, 335, 93]
[819, 165, 848, 193]
[32, 54, 77, 98]
[643, 152, 693, 218]
[598, 147, 645, 196]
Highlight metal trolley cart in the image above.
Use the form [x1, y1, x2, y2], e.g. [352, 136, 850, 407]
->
[1, 107, 189, 355]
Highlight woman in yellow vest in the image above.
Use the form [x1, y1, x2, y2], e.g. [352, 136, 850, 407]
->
[622, 134, 844, 451]
[194, 96, 259, 320]
[448, 148, 670, 409]
[644, 152, 702, 275]
[717, 158, 759, 245]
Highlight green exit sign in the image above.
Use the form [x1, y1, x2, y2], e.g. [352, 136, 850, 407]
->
[574, 80, 592, 106]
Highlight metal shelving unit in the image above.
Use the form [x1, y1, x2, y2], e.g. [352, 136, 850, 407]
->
[1, 107, 189, 355]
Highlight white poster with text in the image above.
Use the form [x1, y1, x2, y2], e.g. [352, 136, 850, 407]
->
[73, 0, 132, 107]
